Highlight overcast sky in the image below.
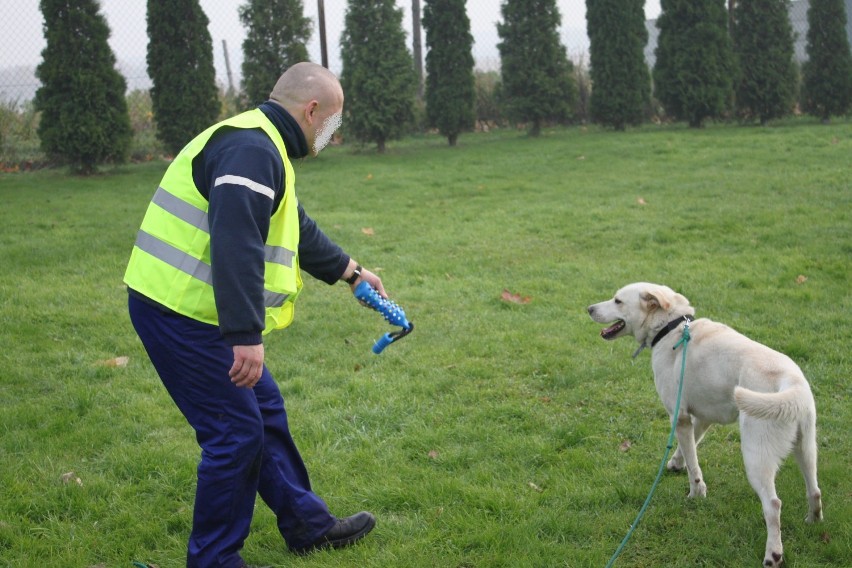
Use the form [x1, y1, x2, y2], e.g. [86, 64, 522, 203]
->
[0, 1, 662, 97]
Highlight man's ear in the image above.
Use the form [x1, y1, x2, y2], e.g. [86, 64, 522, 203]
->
[304, 100, 319, 124]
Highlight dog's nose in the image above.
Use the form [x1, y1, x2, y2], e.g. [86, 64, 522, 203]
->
[587, 306, 595, 315]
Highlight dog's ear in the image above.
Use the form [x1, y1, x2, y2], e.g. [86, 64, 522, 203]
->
[641, 287, 673, 311]
[672, 292, 690, 309]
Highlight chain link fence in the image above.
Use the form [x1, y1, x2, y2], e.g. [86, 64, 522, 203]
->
[0, 1, 841, 166]
[3, 0, 837, 105]
[0, 0, 592, 166]
[0, 0, 598, 105]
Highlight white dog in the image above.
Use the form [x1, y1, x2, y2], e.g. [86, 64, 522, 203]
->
[587, 282, 822, 567]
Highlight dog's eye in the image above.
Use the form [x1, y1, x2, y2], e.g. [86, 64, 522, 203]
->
[614, 298, 622, 305]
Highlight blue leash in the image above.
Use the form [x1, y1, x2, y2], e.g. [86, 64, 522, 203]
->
[605, 320, 692, 568]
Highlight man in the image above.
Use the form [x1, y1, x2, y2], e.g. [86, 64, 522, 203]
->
[124, 62, 381, 568]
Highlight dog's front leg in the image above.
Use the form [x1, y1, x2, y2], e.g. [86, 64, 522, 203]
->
[674, 414, 707, 498]
[668, 418, 712, 473]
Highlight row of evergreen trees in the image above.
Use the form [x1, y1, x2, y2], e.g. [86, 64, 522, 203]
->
[589, 0, 852, 129]
[33, 0, 852, 173]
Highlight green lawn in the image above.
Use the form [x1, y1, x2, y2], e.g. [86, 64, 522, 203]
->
[0, 120, 849, 567]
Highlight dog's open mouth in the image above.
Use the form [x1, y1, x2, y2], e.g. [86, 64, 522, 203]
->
[600, 320, 625, 340]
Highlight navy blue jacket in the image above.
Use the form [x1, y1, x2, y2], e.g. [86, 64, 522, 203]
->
[131, 102, 349, 346]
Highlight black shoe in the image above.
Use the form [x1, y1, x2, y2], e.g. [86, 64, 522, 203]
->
[290, 511, 376, 555]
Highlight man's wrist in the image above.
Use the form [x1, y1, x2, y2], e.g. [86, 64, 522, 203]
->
[344, 263, 362, 285]
[223, 331, 263, 346]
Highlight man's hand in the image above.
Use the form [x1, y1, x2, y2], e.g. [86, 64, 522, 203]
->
[355, 267, 387, 298]
[230, 344, 264, 388]
[343, 260, 388, 299]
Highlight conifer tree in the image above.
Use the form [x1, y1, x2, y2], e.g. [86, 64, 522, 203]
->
[732, 0, 798, 124]
[340, 0, 416, 153]
[239, 0, 311, 108]
[585, 0, 650, 130]
[497, 0, 576, 136]
[801, 0, 852, 122]
[653, 0, 735, 127]
[422, 0, 476, 146]
[147, 0, 220, 154]
[35, 0, 132, 174]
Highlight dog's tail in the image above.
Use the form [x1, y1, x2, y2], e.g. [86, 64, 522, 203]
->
[734, 382, 813, 423]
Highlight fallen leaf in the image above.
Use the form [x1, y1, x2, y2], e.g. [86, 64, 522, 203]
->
[637, 197, 647, 205]
[361, 227, 375, 236]
[60, 472, 83, 486]
[366, 173, 373, 180]
[501, 289, 531, 304]
[796, 275, 808, 284]
[428, 450, 439, 460]
[528, 482, 544, 492]
[97, 356, 129, 368]
[619, 439, 632, 452]
[576, 155, 586, 160]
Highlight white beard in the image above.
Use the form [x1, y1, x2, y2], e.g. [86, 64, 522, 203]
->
[313, 111, 342, 155]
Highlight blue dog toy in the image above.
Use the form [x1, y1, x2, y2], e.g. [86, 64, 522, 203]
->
[353, 281, 414, 354]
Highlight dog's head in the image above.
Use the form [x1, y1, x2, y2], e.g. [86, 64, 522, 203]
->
[587, 282, 694, 347]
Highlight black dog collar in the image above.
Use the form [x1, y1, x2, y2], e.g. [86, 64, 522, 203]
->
[651, 315, 694, 348]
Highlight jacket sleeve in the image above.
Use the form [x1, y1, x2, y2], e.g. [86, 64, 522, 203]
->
[297, 204, 350, 284]
[201, 129, 282, 346]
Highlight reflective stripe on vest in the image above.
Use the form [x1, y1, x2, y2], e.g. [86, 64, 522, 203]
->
[142, 185, 297, 289]
[133, 228, 290, 308]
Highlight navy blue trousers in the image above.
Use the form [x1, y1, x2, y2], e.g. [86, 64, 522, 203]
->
[129, 295, 336, 567]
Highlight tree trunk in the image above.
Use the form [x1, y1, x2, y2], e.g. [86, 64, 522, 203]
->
[412, 0, 423, 100]
[529, 119, 541, 137]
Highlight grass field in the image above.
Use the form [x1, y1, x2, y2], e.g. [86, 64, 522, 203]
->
[0, 119, 850, 567]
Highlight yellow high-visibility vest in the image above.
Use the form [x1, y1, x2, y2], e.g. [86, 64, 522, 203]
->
[124, 108, 302, 333]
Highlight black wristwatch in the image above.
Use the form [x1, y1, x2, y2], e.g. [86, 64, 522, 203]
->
[345, 264, 362, 285]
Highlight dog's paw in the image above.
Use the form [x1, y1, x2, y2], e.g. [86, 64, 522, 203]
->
[762, 551, 783, 567]
[687, 479, 707, 498]
[806, 491, 823, 523]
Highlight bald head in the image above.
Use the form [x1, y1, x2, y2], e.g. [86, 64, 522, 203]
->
[269, 62, 343, 112]
[268, 62, 344, 156]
